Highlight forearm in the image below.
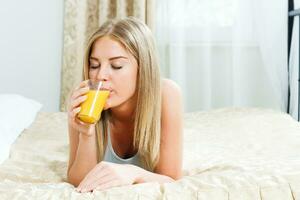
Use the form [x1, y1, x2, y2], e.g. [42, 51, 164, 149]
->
[129, 165, 175, 184]
[68, 133, 98, 186]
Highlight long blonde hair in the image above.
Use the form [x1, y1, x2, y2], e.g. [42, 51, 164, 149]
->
[82, 17, 161, 171]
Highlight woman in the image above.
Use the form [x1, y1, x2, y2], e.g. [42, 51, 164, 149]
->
[67, 17, 183, 193]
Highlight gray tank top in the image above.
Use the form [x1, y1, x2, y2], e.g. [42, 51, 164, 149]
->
[103, 123, 142, 167]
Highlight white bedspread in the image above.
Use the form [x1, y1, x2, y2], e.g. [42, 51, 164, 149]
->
[0, 107, 300, 199]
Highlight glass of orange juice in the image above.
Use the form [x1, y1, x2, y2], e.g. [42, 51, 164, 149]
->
[77, 80, 110, 124]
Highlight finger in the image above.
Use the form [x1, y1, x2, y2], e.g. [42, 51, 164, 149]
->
[70, 118, 89, 134]
[73, 118, 95, 136]
[70, 107, 81, 120]
[71, 87, 89, 104]
[79, 165, 107, 190]
[95, 180, 120, 191]
[77, 163, 106, 190]
[84, 167, 114, 192]
[70, 94, 88, 110]
[84, 172, 113, 192]
[75, 117, 90, 126]
[72, 86, 89, 99]
[75, 80, 89, 90]
[81, 79, 89, 86]
[74, 117, 96, 131]
[68, 80, 89, 108]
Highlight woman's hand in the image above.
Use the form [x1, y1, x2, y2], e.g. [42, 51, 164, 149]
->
[76, 161, 139, 193]
[67, 80, 96, 137]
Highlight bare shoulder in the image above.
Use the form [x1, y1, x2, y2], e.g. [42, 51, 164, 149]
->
[161, 78, 184, 125]
[162, 78, 182, 98]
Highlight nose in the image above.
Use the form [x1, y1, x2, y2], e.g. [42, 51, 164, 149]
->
[96, 64, 110, 82]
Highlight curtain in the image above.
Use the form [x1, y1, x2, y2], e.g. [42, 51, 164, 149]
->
[155, 0, 288, 114]
[289, 0, 300, 120]
[60, 0, 155, 111]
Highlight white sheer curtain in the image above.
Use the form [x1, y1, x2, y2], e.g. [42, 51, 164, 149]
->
[155, 0, 288, 114]
[289, 0, 300, 120]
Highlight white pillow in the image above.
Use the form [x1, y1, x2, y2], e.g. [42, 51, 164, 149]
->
[0, 94, 42, 164]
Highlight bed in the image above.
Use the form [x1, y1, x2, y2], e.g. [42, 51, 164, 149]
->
[0, 105, 300, 199]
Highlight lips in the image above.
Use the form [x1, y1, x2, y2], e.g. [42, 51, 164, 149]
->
[101, 87, 112, 91]
[100, 85, 113, 96]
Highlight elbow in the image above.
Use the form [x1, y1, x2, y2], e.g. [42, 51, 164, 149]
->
[155, 168, 183, 183]
[169, 171, 183, 181]
[67, 177, 80, 187]
[67, 169, 82, 187]
[166, 176, 175, 183]
[162, 174, 177, 183]
[173, 174, 182, 181]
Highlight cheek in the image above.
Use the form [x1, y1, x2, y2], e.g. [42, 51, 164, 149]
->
[114, 71, 137, 98]
[116, 80, 136, 97]
[88, 70, 97, 79]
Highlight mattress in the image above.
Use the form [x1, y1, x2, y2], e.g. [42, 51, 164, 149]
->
[0, 107, 300, 199]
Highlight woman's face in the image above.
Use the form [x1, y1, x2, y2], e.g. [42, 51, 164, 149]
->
[88, 36, 138, 110]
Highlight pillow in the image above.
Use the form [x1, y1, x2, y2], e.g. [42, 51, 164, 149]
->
[0, 94, 42, 164]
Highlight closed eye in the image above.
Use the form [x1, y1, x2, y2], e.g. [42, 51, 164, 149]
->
[89, 65, 99, 69]
[89, 65, 122, 70]
[112, 65, 122, 70]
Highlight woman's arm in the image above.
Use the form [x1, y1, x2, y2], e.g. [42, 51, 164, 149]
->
[67, 121, 98, 187]
[67, 80, 99, 186]
[67, 123, 79, 174]
[154, 79, 183, 179]
[76, 161, 174, 192]
[132, 79, 183, 183]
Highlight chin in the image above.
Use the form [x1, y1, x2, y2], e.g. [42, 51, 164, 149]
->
[103, 102, 117, 110]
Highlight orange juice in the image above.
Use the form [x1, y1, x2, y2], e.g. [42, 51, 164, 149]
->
[78, 90, 110, 124]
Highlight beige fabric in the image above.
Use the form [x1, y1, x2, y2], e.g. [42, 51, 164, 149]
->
[60, 0, 155, 111]
[1, 107, 300, 199]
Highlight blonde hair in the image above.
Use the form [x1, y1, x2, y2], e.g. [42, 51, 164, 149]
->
[82, 17, 161, 171]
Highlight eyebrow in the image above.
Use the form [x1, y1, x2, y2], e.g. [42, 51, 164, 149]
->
[89, 56, 128, 61]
